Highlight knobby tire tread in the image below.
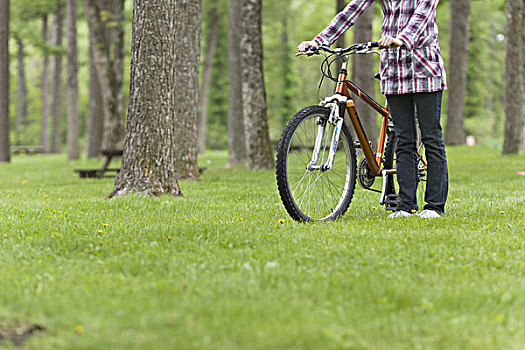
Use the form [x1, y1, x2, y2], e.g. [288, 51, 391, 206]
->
[276, 105, 357, 222]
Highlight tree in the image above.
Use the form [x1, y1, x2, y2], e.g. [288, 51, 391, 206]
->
[227, 0, 247, 166]
[352, 5, 377, 147]
[279, 7, 294, 129]
[0, 0, 9, 163]
[205, 6, 229, 151]
[334, 0, 346, 73]
[198, 0, 220, 154]
[332, 1, 378, 143]
[336, 0, 346, 49]
[16, 37, 28, 140]
[66, 0, 79, 159]
[110, 0, 202, 198]
[41, 14, 50, 152]
[83, 0, 125, 151]
[86, 42, 104, 158]
[51, 1, 64, 154]
[445, 0, 471, 146]
[241, 0, 275, 170]
[502, 0, 524, 155]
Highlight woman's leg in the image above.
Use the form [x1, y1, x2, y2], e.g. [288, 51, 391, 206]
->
[414, 91, 448, 214]
[386, 94, 418, 212]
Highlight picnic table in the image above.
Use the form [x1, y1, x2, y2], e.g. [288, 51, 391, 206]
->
[75, 149, 123, 179]
[11, 145, 46, 154]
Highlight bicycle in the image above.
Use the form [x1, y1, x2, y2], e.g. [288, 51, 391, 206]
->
[276, 42, 427, 222]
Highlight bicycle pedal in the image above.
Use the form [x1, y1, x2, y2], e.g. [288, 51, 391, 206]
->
[384, 194, 401, 211]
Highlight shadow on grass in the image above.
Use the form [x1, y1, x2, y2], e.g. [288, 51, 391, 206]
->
[0, 319, 44, 346]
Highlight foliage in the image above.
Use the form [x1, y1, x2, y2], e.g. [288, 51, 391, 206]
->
[201, 0, 229, 150]
[464, 0, 506, 146]
[5, 0, 518, 150]
[10, 0, 60, 53]
[0, 148, 524, 348]
[8, 0, 131, 148]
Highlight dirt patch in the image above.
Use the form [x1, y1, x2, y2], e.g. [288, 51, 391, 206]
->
[0, 319, 44, 346]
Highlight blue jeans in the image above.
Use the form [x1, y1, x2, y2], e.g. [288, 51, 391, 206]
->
[386, 91, 449, 214]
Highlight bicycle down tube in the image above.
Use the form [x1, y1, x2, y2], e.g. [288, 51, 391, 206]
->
[335, 63, 388, 177]
[341, 78, 428, 177]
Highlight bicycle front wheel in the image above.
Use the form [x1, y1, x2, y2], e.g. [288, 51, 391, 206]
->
[276, 105, 357, 222]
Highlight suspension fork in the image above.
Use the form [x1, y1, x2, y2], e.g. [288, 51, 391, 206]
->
[306, 117, 326, 170]
[324, 104, 345, 170]
[306, 101, 344, 171]
[307, 56, 352, 172]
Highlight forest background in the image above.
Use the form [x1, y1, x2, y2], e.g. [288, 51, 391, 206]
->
[4, 0, 519, 154]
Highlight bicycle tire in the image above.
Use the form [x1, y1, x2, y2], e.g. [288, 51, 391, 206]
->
[276, 105, 357, 222]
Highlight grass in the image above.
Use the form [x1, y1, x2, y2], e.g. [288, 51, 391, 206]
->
[0, 146, 524, 349]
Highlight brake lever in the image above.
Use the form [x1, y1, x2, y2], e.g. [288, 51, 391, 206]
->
[296, 45, 326, 57]
[295, 51, 315, 57]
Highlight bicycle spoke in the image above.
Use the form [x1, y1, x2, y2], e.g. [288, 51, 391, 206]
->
[296, 170, 323, 208]
[319, 175, 338, 206]
[323, 176, 344, 203]
[290, 171, 311, 197]
[328, 168, 347, 182]
[277, 108, 356, 221]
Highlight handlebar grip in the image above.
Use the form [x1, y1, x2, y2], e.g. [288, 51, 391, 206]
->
[369, 42, 379, 48]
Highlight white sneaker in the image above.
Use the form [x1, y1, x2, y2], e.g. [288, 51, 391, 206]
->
[388, 210, 413, 218]
[417, 209, 442, 219]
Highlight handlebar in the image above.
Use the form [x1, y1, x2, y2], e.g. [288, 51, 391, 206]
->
[296, 42, 380, 56]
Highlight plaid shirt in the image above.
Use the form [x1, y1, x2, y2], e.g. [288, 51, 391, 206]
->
[314, 0, 447, 95]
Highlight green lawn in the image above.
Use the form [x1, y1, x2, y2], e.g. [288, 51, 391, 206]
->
[0, 147, 524, 349]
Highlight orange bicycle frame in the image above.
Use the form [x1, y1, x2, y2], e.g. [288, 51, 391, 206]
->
[335, 67, 427, 177]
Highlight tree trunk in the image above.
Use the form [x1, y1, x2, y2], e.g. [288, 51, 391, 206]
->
[336, 0, 346, 49]
[83, 0, 125, 151]
[334, 0, 346, 73]
[502, 0, 524, 155]
[352, 5, 377, 147]
[486, 22, 495, 136]
[241, 0, 275, 170]
[198, 0, 219, 154]
[86, 43, 104, 158]
[51, 2, 64, 154]
[41, 15, 50, 152]
[16, 37, 28, 140]
[66, 0, 80, 159]
[227, 0, 247, 166]
[280, 13, 294, 128]
[110, 0, 201, 198]
[112, 0, 125, 147]
[521, 3, 525, 151]
[0, 0, 9, 162]
[444, 0, 471, 146]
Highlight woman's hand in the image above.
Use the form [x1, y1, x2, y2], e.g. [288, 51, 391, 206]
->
[297, 40, 317, 53]
[378, 35, 403, 48]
